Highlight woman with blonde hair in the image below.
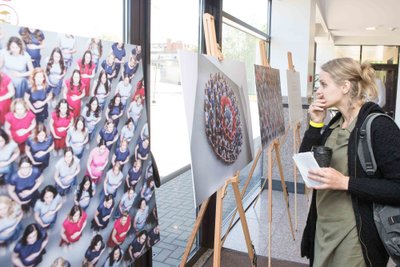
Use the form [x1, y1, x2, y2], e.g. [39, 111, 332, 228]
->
[300, 57, 400, 267]
[4, 98, 36, 153]
[0, 195, 23, 246]
[24, 67, 53, 123]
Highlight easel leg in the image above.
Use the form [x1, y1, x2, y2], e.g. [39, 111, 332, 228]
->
[213, 187, 224, 267]
[232, 179, 255, 266]
[253, 147, 275, 208]
[293, 126, 298, 231]
[221, 148, 262, 246]
[179, 199, 210, 267]
[274, 142, 295, 240]
[267, 145, 273, 267]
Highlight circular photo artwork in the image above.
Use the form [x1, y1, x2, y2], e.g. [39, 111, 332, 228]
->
[204, 72, 243, 164]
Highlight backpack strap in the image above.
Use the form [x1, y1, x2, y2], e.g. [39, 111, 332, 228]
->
[358, 113, 394, 175]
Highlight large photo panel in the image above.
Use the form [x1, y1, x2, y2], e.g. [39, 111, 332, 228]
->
[0, 23, 159, 267]
[254, 65, 285, 148]
[179, 50, 254, 206]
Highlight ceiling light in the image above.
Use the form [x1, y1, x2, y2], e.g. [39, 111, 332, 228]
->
[366, 26, 376, 31]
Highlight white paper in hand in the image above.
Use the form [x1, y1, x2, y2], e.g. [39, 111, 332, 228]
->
[293, 152, 323, 187]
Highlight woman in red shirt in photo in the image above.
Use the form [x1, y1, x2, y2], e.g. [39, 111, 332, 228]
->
[63, 69, 85, 118]
[4, 99, 36, 153]
[49, 99, 73, 156]
[0, 71, 15, 124]
[60, 205, 87, 246]
[107, 211, 131, 248]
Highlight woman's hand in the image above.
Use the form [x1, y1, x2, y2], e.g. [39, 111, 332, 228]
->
[308, 92, 327, 123]
[308, 167, 349, 190]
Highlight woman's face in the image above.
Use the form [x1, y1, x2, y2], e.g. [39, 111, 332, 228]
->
[115, 96, 121, 105]
[0, 136, 5, 149]
[34, 72, 45, 87]
[43, 191, 55, 204]
[26, 229, 38, 245]
[64, 151, 73, 165]
[140, 200, 146, 210]
[99, 144, 106, 153]
[37, 131, 46, 142]
[101, 73, 107, 83]
[59, 103, 68, 116]
[72, 72, 80, 84]
[120, 141, 127, 151]
[0, 203, 8, 218]
[120, 216, 128, 225]
[72, 210, 80, 223]
[113, 248, 121, 260]
[316, 70, 344, 108]
[128, 190, 135, 199]
[83, 180, 90, 190]
[14, 102, 27, 117]
[77, 120, 84, 131]
[9, 42, 21, 55]
[84, 52, 92, 64]
[134, 161, 141, 171]
[104, 199, 113, 209]
[106, 123, 114, 132]
[123, 77, 130, 85]
[143, 139, 149, 148]
[19, 162, 32, 176]
[53, 51, 61, 63]
[139, 234, 146, 244]
[94, 241, 102, 251]
[113, 166, 120, 175]
[90, 100, 98, 111]
[128, 121, 134, 129]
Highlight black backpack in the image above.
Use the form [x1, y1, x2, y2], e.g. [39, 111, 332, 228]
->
[358, 113, 400, 265]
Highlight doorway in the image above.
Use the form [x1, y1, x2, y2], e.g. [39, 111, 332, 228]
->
[372, 64, 399, 118]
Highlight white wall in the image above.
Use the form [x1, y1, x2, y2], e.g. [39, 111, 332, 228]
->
[270, 0, 316, 98]
[315, 36, 335, 73]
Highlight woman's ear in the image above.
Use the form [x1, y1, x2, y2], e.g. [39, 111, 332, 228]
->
[341, 80, 351, 94]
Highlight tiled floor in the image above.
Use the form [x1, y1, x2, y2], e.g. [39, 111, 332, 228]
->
[223, 189, 309, 265]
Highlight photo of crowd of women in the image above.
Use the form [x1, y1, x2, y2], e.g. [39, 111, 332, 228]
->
[0, 23, 159, 267]
[254, 65, 285, 148]
[204, 72, 243, 164]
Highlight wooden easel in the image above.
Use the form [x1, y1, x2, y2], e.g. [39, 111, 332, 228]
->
[254, 41, 295, 267]
[287, 51, 302, 230]
[179, 13, 255, 267]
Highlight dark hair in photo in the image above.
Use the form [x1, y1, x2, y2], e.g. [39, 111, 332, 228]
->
[98, 138, 107, 147]
[63, 147, 75, 167]
[74, 116, 86, 132]
[88, 234, 103, 250]
[69, 69, 82, 93]
[81, 50, 93, 69]
[21, 223, 43, 245]
[18, 156, 32, 168]
[86, 96, 100, 118]
[39, 185, 58, 202]
[108, 245, 122, 265]
[33, 123, 48, 143]
[94, 70, 109, 96]
[46, 47, 65, 76]
[108, 93, 123, 111]
[76, 175, 94, 200]
[7, 36, 24, 55]
[0, 128, 10, 144]
[137, 198, 146, 209]
[68, 205, 82, 220]
[55, 99, 71, 118]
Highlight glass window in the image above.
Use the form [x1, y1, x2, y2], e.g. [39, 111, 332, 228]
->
[221, 21, 264, 223]
[362, 45, 399, 64]
[150, 0, 198, 178]
[334, 46, 361, 61]
[2, 0, 123, 40]
[223, 0, 269, 33]
[150, 0, 200, 266]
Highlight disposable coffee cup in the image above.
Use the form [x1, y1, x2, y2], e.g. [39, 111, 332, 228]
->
[311, 146, 332, 167]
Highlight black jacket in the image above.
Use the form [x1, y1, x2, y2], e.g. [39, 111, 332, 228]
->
[300, 102, 400, 267]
